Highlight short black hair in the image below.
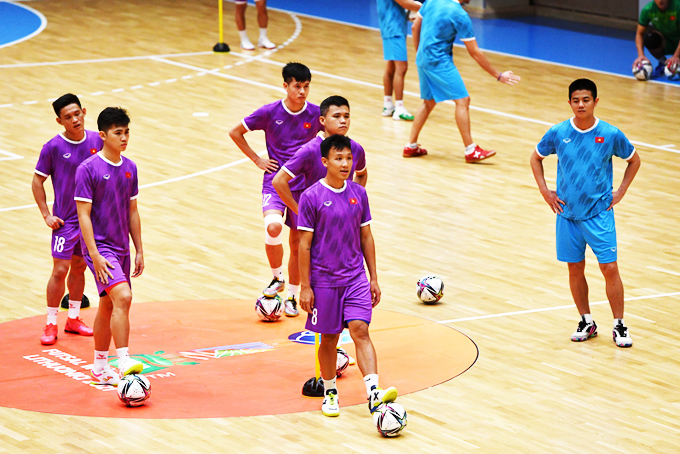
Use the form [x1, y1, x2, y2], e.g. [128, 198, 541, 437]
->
[320, 95, 350, 117]
[97, 107, 130, 132]
[568, 79, 597, 100]
[320, 134, 352, 159]
[52, 93, 82, 117]
[282, 62, 312, 84]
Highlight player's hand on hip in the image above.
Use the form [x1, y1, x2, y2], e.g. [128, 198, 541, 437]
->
[632, 56, 649, 69]
[45, 215, 64, 230]
[92, 253, 114, 284]
[370, 280, 381, 307]
[132, 252, 144, 278]
[300, 286, 314, 313]
[256, 157, 279, 174]
[608, 189, 625, 210]
[542, 190, 565, 214]
[498, 71, 521, 85]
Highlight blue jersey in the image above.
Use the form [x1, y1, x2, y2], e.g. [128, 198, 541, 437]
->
[535, 118, 636, 221]
[416, 0, 475, 67]
[377, 0, 408, 39]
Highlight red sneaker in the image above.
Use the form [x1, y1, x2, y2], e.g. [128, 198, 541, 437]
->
[403, 145, 428, 158]
[40, 324, 58, 345]
[64, 317, 93, 336]
[465, 145, 496, 163]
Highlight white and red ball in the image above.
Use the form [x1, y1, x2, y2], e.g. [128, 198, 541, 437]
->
[417, 275, 444, 304]
[336, 348, 350, 376]
[373, 402, 408, 437]
[117, 374, 151, 407]
[255, 294, 284, 322]
[633, 60, 653, 80]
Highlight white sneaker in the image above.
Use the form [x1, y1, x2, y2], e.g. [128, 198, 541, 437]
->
[322, 389, 340, 417]
[119, 357, 144, 377]
[284, 296, 299, 317]
[571, 316, 598, 342]
[382, 106, 395, 117]
[613, 323, 633, 348]
[258, 37, 276, 49]
[392, 109, 414, 121]
[263, 277, 285, 297]
[90, 365, 120, 386]
[240, 38, 255, 51]
[368, 386, 398, 414]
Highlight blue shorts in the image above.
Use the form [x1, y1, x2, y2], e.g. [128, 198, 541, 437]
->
[382, 36, 407, 62]
[306, 276, 372, 334]
[51, 221, 83, 260]
[556, 210, 617, 264]
[417, 61, 469, 102]
[84, 250, 131, 297]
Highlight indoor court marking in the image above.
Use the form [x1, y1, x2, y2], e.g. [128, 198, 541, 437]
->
[0, 300, 478, 418]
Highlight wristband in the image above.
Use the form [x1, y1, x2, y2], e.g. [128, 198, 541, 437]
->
[497, 72, 503, 81]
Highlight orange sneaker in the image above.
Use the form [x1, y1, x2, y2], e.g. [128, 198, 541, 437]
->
[64, 317, 93, 336]
[403, 145, 428, 158]
[465, 145, 496, 163]
[40, 324, 58, 345]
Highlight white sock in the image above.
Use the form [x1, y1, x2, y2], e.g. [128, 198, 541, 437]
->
[384, 96, 393, 108]
[116, 347, 130, 365]
[395, 100, 404, 109]
[583, 313, 594, 324]
[287, 284, 299, 300]
[406, 142, 418, 149]
[238, 30, 249, 41]
[324, 376, 337, 393]
[272, 266, 283, 280]
[614, 318, 625, 328]
[259, 28, 268, 40]
[68, 300, 81, 319]
[94, 350, 108, 372]
[363, 373, 379, 397]
[464, 143, 477, 155]
[46, 307, 58, 325]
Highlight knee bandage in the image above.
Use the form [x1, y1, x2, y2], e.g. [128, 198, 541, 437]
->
[264, 213, 284, 245]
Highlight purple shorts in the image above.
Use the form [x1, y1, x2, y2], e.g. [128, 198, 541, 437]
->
[262, 186, 303, 229]
[51, 222, 83, 260]
[84, 250, 131, 297]
[306, 276, 372, 334]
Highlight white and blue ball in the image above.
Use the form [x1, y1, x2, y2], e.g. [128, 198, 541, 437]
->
[417, 275, 444, 304]
[255, 294, 284, 322]
[117, 374, 151, 407]
[373, 402, 408, 437]
[633, 61, 653, 80]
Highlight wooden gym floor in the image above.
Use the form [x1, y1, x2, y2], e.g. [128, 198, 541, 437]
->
[1, 0, 679, 452]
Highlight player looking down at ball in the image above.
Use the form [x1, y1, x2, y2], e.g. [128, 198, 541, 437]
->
[297, 134, 397, 418]
[230, 62, 323, 309]
[633, 0, 680, 79]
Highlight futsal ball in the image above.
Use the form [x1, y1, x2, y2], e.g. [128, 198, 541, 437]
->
[633, 61, 653, 80]
[373, 402, 408, 438]
[665, 61, 679, 78]
[336, 348, 350, 377]
[255, 294, 283, 322]
[117, 374, 151, 407]
[417, 275, 444, 304]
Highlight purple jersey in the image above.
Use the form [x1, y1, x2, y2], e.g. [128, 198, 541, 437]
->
[34, 131, 103, 223]
[282, 135, 367, 191]
[74, 152, 139, 256]
[242, 100, 323, 192]
[297, 180, 371, 287]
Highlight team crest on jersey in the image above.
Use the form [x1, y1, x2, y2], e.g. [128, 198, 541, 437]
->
[349, 198, 358, 205]
[125, 172, 132, 179]
[303, 122, 311, 129]
[595, 137, 604, 143]
[103, 174, 110, 180]
[275, 120, 283, 125]
[563, 138, 571, 143]
[63, 153, 71, 159]
[90, 148, 97, 154]
[323, 201, 332, 207]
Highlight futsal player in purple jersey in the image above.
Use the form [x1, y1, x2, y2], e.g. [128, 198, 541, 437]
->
[32, 94, 101, 345]
[298, 135, 397, 418]
[273, 95, 368, 224]
[230, 62, 323, 315]
[75, 108, 144, 385]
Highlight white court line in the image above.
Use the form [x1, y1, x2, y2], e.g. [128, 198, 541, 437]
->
[0, 51, 214, 69]
[0, 1, 47, 50]
[0, 149, 23, 161]
[646, 266, 680, 276]
[437, 291, 680, 324]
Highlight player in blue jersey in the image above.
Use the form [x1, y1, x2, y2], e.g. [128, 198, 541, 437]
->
[377, 0, 422, 121]
[530, 79, 641, 348]
[404, 0, 520, 161]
